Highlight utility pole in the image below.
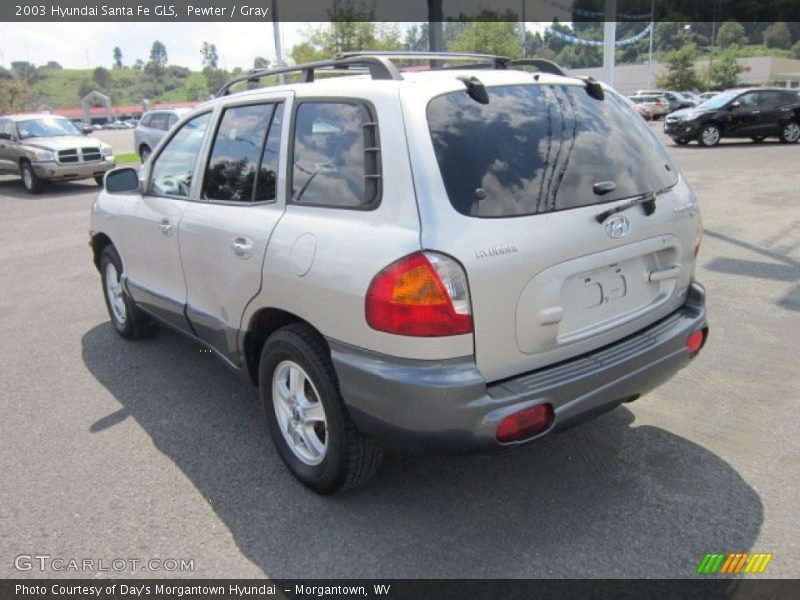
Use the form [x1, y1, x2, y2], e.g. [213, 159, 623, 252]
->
[428, 0, 444, 52]
[648, 0, 655, 87]
[520, 0, 526, 58]
[602, 0, 617, 87]
[271, 0, 284, 84]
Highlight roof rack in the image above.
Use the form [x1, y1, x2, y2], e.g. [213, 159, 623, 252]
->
[215, 52, 569, 97]
[335, 50, 512, 70]
[215, 55, 402, 97]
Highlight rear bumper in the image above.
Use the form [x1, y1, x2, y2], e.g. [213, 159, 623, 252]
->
[330, 282, 707, 453]
[32, 158, 115, 181]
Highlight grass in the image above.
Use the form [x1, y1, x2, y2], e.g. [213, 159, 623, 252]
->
[115, 152, 139, 165]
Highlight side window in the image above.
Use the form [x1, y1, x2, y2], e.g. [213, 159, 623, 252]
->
[168, 114, 179, 128]
[738, 93, 758, 107]
[202, 103, 282, 202]
[0, 120, 14, 138]
[291, 101, 380, 209]
[151, 113, 168, 130]
[149, 112, 211, 199]
[760, 91, 792, 107]
[140, 114, 152, 128]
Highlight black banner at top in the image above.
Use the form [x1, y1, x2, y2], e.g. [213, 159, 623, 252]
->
[2, 0, 800, 23]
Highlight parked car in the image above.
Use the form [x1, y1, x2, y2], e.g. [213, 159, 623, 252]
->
[697, 91, 720, 103]
[0, 113, 115, 193]
[636, 90, 694, 112]
[664, 87, 800, 146]
[134, 108, 191, 162]
[91, 53, 707, 493]
[628, 94, 670, 119]
[623, 94, 652, 120]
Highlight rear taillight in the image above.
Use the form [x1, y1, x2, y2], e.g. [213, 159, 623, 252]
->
[496, 404, 554, 443]
[365, 251, 472, 337]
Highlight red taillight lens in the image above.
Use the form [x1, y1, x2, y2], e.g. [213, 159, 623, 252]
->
[496, 404, 554, 443]
[365, 252, 472, 337]
[687, 329, 706, 355]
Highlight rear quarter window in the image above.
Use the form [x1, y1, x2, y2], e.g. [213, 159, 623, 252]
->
[427, 84, 678, 218]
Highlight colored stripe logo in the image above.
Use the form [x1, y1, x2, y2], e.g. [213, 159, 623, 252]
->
[697, 552, 773, 574]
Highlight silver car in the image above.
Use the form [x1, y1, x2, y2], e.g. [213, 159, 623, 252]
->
[90, 53, 707, 493]
[133, 108, 190, 162]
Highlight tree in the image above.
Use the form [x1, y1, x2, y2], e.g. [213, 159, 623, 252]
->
[793, 41, 800, 60]
[203, 66, 229, 96]
[44, 61, 62, 69]
[716, 22, 747, 49]
[149, 41, 168, 67]
[764, 22, 792, 50]
[290, 21, 403, 63]
[92, 66, 112, 89]
[184, 79, 208, 101]
[200, 41, 219, 69]
[449, 21, 523, 57]
[655, 44, 701, 90]
[404, 24, 429, 52]
[10, 62, 38, 85]
[253, 56, 270, 70]
[706, 50, 743, 89]
[0, 78, 34, 113]
[113, 47, 123, 69]
[133, 59, 144, 70]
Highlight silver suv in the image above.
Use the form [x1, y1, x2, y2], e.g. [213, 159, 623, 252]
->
[90, 53, 708, 494]
[134, 108, 191, 162]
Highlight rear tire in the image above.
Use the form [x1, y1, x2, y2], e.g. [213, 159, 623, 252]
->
[139, 145, 151, 163]
[259, 323, 382, 494]
[94, 175, 105, 186]
[20, 161, 44, 194]
[99, 245, 157, 340]
[779, 120, 800, 144]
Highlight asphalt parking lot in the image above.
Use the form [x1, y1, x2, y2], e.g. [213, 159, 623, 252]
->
[0, 125, 798, 579]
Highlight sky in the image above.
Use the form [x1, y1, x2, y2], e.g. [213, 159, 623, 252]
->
[0, 21, 550, 71]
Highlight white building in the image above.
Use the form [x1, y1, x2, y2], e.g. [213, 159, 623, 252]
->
[570, 56, 800, 94]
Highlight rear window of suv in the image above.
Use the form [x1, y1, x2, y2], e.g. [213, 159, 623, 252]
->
[427, 84, 678, 218]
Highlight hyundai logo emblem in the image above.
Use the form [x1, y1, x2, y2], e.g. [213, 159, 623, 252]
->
[605, 216, 631, 239]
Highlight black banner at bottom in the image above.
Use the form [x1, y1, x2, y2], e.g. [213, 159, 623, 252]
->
[3, 579, 800, 600]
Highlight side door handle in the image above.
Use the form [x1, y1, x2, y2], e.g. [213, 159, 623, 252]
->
[231, 236, 254, 259]
[158, 218, 174, 236]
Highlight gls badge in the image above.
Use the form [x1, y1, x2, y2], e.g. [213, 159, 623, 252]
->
[605, 215, 631, 239]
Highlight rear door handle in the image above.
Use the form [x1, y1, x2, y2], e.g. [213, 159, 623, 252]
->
[231, 236, 253, 259]
[158, 219, 173, 236]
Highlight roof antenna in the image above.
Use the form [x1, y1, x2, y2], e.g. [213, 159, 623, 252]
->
[578, 76, 605, 100]
[456, 76, 489, 104]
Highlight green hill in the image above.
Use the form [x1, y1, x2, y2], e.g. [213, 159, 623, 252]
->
[31, 67, 210, 109]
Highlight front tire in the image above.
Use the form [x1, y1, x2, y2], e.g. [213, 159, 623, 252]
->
[139, 145, 151, 163]
[259, 323, 382, 494]
[779, 120, 800, 144]
[20, 161, 44, 194]
[699, 124, 722, 147]
[99, 245, 156, 339]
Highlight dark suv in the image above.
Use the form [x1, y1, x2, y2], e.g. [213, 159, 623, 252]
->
[665, 88, 800, 146]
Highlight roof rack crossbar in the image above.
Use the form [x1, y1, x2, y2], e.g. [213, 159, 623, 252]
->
[215, 55, 402, 97]
[336, 50, 511, 70]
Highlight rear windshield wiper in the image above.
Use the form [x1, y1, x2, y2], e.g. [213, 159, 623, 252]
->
[595, 191, 657, 223]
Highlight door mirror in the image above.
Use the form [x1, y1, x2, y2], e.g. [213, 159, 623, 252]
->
[730, 101, 741, 110]
[104, 167, 140, 194]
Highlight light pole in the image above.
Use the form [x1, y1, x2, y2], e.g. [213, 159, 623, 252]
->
[602, 0, 617, 87]
[648, 0, 654, 88]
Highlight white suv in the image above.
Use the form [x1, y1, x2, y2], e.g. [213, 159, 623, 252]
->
[90, 53, 708, 493]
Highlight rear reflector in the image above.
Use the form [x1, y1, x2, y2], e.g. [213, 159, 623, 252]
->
[687, 329, 706, 355]
[496, 404, 554, 443]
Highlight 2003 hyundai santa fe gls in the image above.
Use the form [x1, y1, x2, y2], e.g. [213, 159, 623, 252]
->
[89, 52, 708, 493]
